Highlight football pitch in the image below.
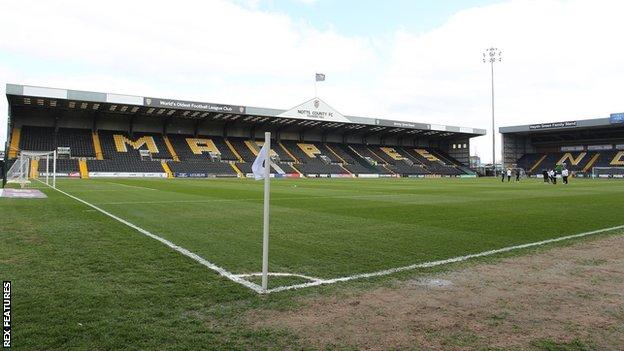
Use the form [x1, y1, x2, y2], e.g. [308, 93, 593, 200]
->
[4, 177, 624, 349]
[11, 177, 624, 291]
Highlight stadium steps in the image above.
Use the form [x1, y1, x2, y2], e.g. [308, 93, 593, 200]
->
[402, 148, 433, 172]
[287, 164, 303, 175]
[366, 147, 389, 164]
[529, 154, 547, 173]
[431, 149, 458, 166]
[30, 158, 39, 179]
[230, 163, 243, 176]
[92, 132, 104, 160]
[339, 165, 353, 175]
[324, 143, 347, 163]
[382, 164, 396, 175]
[398, 147, 426, 166]
[161, 160, 173, 178]
[8, 127, 21, 159]
[244, 140, 260, 156]
[345, 145, 381, 173]
[78, 159, 89, 179]
[271, 163, 286, 175]
[163, 136, 180, 162]
[430, 149, 469, 175]
[584, 153, 601, 172]
[279, 142, 300, 163]
[224, 139, 244, 162]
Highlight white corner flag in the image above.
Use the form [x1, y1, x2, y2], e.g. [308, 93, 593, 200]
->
[252, 132, 272, 291]
[315, 73, 326, 81]
[251, 141, 270, 180]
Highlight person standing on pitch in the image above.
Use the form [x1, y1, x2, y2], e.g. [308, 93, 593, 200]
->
[543, 169, 549, 183]
[501, 169, 506, 182]
[562, 167, 569, 184]
[549, 169, 557, 184]
[516, 168, 521, 182]
[507, 168, 512, 182]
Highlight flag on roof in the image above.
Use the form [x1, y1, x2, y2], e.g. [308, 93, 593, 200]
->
[315, 73, 326, 82]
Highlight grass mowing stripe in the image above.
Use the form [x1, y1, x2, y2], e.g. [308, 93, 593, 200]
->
[38, 180, 265, 293]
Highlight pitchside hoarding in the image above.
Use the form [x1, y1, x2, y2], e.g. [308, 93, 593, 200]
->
[144, 97, 246, 114]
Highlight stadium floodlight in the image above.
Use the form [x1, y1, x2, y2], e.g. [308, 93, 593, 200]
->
[483, 47, 502, 176]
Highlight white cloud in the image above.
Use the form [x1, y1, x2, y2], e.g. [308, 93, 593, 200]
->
[1, 0, 623, 163]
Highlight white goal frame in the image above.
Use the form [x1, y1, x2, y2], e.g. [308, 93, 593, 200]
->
[591, 166, 624, 179]
[6, 150, 57, 188]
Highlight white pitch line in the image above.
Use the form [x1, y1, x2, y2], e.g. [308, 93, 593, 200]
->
[105, 182, 158, 191]
[235, 272, 325, 283]
[39, 180, 264, 294]
[266, 224, 624, 293]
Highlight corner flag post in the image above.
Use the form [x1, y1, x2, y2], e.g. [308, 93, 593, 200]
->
[52, 150, 57, 189]
[261, 132, 271, 291]
[46, 154, 50, 185]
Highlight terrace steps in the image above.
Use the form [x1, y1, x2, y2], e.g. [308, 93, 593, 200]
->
[225, 139, 244, 162]
[30, 158, 39, 179]
[8, 127, 21, 159]
[79, 159, 89, 179]
[279, 142, 300, 163]
[324, 144, 347, 164]
[163, 136, 180, 161]
[366, 147, 388, 164]
[92, 132, 104, 160]
[529, 154, 547, 173]
[161, 160, 173, 178]
[230, 163, 243, 176]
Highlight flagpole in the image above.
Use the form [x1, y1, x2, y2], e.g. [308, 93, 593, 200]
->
[314, 78, 318, 97]
[261, 132, 271, 291]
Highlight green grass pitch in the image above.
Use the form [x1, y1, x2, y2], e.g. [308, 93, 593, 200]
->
[2, 177, 624, 349]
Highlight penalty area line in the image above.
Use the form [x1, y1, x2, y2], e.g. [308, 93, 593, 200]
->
[266, 224, 624, 293]
[39, 180, 264, 294]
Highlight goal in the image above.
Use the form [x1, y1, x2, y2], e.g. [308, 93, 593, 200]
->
[5, 150, 57, 188]
[591, 166, 624, 179]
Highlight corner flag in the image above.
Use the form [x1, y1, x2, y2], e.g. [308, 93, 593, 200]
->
[252, 132, 272, 291]
[315, 73, 326, 82]
[251, 141, 270, 180]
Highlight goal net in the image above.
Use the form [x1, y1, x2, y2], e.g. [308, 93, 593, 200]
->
[591, 167, 624, 179]
[5, 151, 57, 188]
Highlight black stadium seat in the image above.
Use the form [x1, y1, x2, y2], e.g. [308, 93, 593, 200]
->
[15, 126, 474, 177]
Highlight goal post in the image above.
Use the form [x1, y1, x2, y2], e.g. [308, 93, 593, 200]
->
[591, 166, 624, 179]
[5, 150, 57, 188]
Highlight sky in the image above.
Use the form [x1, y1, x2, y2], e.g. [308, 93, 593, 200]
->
[1, 0, 623, 162]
